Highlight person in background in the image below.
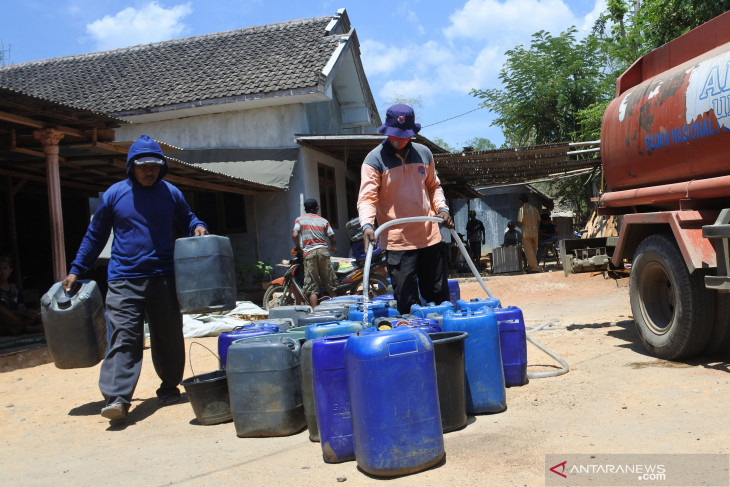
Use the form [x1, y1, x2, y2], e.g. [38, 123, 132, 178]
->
[537, 213, 558, 263]
[292, 198, 338, 308]
[358, 104, 454, 315]
[465, 210, 486, 269]
[516, 193, 541, 273]
[503, 221, 522, 247]
[0, 254, 42, 336]
[62, 134, 208, 423]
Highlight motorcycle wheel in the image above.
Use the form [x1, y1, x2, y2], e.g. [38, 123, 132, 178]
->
[262, 284, 296, 310]
[353, 274, 391, 299]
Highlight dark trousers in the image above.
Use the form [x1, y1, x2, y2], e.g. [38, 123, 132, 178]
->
[387, 242, 450, 315]
[100, 276, 184, 406]
[469, 240, 481, 260]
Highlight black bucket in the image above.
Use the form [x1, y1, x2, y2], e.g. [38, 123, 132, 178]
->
[428, 331, 468, 433]
[180, 369, 232, 425]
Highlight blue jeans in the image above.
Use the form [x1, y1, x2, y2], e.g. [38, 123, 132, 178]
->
[537, 235, 558, 262]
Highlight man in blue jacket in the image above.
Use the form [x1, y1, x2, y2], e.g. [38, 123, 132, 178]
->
[62, 134, 208, 422]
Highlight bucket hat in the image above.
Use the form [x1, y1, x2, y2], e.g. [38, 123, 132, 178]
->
[378, 104, 421, 139]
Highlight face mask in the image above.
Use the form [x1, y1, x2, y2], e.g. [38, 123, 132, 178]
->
[388, 136, 410, 150]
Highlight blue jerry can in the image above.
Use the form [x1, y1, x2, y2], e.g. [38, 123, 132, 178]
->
[442, 307, 506, 414]
[345, 327, 444, 476]
[312, 334, 356, 463]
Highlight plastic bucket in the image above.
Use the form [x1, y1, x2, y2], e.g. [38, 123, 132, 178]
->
[180, 369, 232, 425]
[428, 331, 468, 432]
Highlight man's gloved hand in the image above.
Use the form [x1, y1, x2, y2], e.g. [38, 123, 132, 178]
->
[363, 226, 376, 248]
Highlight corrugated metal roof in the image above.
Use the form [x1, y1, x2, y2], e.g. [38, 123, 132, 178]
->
[434, 142, 601, 187]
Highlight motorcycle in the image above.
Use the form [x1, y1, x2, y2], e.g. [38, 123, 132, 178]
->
[262, 245, 390, 310]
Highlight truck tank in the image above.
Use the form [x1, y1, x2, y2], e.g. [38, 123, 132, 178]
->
[563, 12, 730, 361]
[601, 11, 730, 195]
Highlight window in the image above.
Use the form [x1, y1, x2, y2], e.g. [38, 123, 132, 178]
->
[189, 192, 247, 234]
[318, 164, 338, 228]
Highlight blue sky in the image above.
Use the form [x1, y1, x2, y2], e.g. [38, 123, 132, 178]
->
[1, 0, 606, 149]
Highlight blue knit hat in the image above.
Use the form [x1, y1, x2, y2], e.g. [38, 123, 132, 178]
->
[378, 104, 421, 139]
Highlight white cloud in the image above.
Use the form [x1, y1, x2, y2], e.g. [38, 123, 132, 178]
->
[86, 2, 193, 51]
[444, 0, 578, 44]
[360, 39, 412, 76]
[580, 0, 607, 34]
[364, 0, 607, 106]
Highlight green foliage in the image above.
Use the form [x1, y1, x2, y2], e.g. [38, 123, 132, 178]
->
[241, 260, 273, 284]
[471, 28, 609, 146]
[636, 0, 730, 49]
[586, 0, 730, 136]
[431, 137, 496, 153]
[466, 1, 729, 219]
[431, 137, 456, 152]
[463, 137, 496, 151]
[540, 167, 601, 219]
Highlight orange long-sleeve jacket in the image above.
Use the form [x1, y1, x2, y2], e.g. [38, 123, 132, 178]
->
[357, 141, 448, 251]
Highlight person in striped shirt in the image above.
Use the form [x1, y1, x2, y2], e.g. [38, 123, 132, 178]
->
[292, 198, 338, 308]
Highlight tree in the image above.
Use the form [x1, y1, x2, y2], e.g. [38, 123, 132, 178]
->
[471, 28, 608, 147]
[430, 136, 496, 153]
[462, 137, 496, 151]
[430, 137, 456, 152]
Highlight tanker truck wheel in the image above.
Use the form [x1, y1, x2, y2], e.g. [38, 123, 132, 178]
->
[630, 234, 713, 360]
[704, 294, 730, 355]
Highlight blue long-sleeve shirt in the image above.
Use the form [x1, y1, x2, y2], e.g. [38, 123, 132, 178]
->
[69, 134, 206, 281]
[69, 179, 206, 280]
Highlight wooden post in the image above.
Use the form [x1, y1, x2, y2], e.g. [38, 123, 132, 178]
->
[34, 129, 66, 282]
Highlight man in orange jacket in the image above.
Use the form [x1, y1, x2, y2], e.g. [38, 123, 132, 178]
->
[357, 104, 454, 315]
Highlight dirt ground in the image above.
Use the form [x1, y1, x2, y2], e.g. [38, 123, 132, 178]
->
[2, 267, 729, 486]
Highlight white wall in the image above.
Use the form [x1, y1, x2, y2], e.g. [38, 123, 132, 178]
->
[115, 104, 310, 148]
[114, 98, 359, 281]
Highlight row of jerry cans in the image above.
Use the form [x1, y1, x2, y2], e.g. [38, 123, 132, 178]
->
[190, 299, 526, 477]
[300, 304, 524, 475]
[411, 298, 528, 388]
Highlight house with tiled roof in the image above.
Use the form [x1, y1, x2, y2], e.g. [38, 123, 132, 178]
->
[0, 8, 382, 286]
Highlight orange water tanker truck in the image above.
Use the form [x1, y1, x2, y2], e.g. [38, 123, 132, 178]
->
[561, 11, 730, 359]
